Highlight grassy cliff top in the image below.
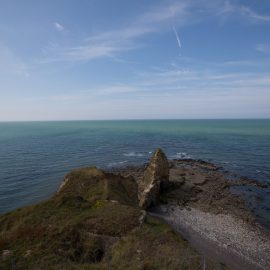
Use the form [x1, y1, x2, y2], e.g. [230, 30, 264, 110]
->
[0, 167, 226, 270]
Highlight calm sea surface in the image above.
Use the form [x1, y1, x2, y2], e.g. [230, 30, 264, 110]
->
[0, 120, 270, 227]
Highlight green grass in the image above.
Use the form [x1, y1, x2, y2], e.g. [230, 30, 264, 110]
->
[0, 167, 227, 270]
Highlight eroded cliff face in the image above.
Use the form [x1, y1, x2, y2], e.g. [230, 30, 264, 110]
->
[138, 149, 169, 209]
[0, 150, 227, 270]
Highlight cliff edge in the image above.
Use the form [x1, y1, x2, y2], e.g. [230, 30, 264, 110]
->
[0, 151, 226, 270]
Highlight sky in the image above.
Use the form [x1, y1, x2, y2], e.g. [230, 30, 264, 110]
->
[0, 0, 270, 121]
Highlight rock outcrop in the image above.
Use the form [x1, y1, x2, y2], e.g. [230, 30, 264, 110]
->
[138, 149, 169, 209]
[0, 150, 233, 270]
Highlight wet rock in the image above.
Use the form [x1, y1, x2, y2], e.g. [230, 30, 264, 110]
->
[173, 159, 220, 171]
[181, 182, 195, 192]
[138, 149, 169, 209]
[189, 174, 207, 185]
[169, 168, 186, 184]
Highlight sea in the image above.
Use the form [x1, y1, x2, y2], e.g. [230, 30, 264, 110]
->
[0, 120, 269, 228]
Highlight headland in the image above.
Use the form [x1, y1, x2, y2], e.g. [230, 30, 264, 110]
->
[0, 149, 269, 270]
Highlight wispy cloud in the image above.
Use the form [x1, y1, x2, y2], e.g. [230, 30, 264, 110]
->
[84, 85, 137, 96]
[205, 0, 270, 23]
[0, 44, 29, 77]
[15, 58, 270, 120]
[240, 6, 270, 22]
[54, 22, 65, 32]
[41, 1, 270, 63]
[121, 60, 270, 99]
[83, 63, 270, 98]
[42, 2, 188, 62]
[217, 60, 260, 67]
[256, 43, 270, 54]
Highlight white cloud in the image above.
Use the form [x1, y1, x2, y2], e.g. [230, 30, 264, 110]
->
[7, 60, 270, 120]
[41, 2, 190, 62]
[217, 60, 260, 67]
[54, 22, 65, 32]
[80, 64, 270, 98]
[202, 0, 270, 23]
[126, 62, 270, 100]
[41, 1, 270, 63]
[85, 85, 137, 95]
[240, 6, 270, 22]
[139, 1, 188, 24]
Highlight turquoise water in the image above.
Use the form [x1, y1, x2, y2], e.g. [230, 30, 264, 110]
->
[0, 120, 270, 226]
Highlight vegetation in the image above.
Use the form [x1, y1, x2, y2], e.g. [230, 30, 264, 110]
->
[0, 167, 226, 269]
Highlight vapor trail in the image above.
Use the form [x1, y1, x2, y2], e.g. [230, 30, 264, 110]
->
[172, 26, 182, 49]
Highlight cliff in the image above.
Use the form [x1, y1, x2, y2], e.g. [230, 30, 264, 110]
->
[0, 150, 226, 270]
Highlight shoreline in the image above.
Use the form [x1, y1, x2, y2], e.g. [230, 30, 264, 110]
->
[1, 155, 269, 269]
[150, 206, 270, 270]
[114, 158, 270, 270]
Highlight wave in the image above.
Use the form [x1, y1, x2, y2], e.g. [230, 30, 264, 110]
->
[107, 160, 128, 167]
[170, 152, 192, 159]
[123, 152, 145, 157]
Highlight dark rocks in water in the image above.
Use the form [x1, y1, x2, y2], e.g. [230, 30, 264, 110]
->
[230, 176, 270, 189]
[173, 158, 221, 171]
[138, 149, 169, 209]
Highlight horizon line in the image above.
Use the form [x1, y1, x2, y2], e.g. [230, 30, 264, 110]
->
[1, 117, 270, 123]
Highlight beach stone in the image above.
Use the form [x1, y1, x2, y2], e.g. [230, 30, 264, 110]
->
[138, 149, 169, 209]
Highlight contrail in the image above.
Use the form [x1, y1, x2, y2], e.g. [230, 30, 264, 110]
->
[172, 26, 182, 49]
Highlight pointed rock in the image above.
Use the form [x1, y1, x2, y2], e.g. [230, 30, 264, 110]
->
[138, 149, 169, 209]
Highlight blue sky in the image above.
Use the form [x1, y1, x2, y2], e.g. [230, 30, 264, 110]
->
[0, 0, 270, 120]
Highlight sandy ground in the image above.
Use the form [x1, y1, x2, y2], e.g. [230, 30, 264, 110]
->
[150, 205, 270, 270]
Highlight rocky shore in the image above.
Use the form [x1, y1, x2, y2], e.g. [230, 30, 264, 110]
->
[150, 206, 270, 270]
[111, 151, 270, 270]
[0, 149, 269, 269]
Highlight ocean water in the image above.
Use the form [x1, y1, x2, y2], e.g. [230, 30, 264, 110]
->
[0, 120, 270, 227]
